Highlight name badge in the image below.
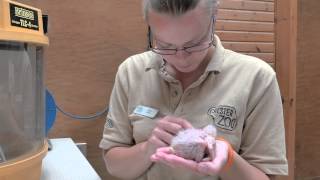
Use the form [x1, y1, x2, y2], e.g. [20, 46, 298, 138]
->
[133, 105, 159, 119]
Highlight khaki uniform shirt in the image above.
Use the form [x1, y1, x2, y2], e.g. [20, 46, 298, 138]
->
[99, 35, 288, 180]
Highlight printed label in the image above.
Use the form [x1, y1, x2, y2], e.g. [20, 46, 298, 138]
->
[10, 3, 39, 31]
[208, 105, 237, 131]
[133, 105, 159, 119]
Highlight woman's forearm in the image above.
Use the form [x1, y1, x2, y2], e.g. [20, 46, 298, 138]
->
[219, 151, 270, 180]
[103, 142, 153, 179]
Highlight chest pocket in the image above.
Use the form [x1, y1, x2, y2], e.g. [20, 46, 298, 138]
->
[130, 114, 157, 144]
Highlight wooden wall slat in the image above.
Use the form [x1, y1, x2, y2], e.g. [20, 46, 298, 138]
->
[216, 31, 274, 42]
[244, 52, 274, 62]
[217, 9, 274, 22]
[217, 0, 275, 64]
[219, 0, 274, 12]
[222, 42, 274, 53]
[249, 0, 274, 2]
[216, 20, 274, 32]
[268, 62, 275, 69]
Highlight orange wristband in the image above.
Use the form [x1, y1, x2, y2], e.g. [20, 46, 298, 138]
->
[216, 137, 234, 172]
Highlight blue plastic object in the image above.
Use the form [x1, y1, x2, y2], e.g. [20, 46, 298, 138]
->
[45, 89, 56, 135]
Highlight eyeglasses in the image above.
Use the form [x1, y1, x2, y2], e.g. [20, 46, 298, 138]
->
[148, 17, 216, 56]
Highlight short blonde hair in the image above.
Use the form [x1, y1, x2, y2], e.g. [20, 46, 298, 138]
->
[143, 0, 219, 20]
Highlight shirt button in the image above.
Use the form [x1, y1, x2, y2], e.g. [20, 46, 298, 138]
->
[172, 90, 178, 97]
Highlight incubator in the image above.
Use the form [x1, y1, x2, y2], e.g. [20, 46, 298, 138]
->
[0, 0, 48, 179]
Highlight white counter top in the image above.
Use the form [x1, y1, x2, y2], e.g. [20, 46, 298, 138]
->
[41, 138, 101, 180]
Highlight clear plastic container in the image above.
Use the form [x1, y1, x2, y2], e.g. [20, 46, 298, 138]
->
[0, 41, 45, 164]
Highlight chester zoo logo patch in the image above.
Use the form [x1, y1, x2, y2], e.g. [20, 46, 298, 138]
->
[208, 105, 237, 131]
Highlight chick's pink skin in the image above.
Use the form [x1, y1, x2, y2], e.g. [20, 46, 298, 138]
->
[171, 129, 208, 162]
[170, 125, 217, 162]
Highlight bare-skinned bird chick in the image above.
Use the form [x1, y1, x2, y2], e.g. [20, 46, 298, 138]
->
[171, 125, 217, 162]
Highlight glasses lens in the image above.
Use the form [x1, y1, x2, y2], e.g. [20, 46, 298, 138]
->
[185, 44, 211, 53]
[152, 48, 176, 55]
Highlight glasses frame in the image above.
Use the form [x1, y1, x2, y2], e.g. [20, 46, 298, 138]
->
[148, 17, 216, 56]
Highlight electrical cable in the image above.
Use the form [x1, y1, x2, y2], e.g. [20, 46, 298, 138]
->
[56, 103, 109, 120]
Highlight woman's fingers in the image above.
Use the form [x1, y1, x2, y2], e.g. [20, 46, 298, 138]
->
[197, 161, 222, 175]
[152, 127, 174, 145]
[148, 116, 195, 166]
[152, 147, 197, 171]
[155, 146, 175, 154]
[152, 150, 198, 170]
[197, 140, 229, 175]
[147, 134, 168, 153]
[151, 139, 231, 176]
[156, 120, 183, 135]
[153, 116, 194, 145]
[164, 116, 193, 129]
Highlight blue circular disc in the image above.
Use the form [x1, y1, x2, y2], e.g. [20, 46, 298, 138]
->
[45, 89, 56, 135]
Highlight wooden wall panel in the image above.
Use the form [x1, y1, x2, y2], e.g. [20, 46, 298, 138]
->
[217, 0, 275, 64]
[216, 20, 274, 32]
[16, 0, 145, 179]
[216, 31, 274, 42]
[222, 42, 274, 53]
[251, 0, 274, 2]
[245, 52, 274, 62]
[295, 0, 320, 179]
[219, 0, 274, 12]
[217, 9, 274, 22]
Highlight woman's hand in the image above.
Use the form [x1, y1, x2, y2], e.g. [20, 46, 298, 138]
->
[150, 139, 230, 176]
[144, 116, 193, 158]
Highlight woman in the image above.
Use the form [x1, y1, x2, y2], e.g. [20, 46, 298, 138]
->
[100, 0, 288, 179]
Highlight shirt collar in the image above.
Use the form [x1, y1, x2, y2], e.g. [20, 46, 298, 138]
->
[205, 34, 225, 73]
[145, 52, 163, 72]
